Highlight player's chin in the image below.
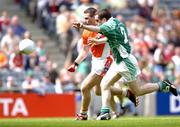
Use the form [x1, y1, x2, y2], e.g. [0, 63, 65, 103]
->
[73, 25, 79, 29]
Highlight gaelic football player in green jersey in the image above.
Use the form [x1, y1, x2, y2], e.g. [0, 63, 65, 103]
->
[73, 8, 178, 120]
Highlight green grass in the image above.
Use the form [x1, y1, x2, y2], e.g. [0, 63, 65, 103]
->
[0, 116, 180, 127]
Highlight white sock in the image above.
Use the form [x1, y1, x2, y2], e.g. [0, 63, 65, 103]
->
[80, 111, 87, 115]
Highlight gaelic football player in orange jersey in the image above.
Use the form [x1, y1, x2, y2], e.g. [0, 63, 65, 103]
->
[68, 7, 136, 120]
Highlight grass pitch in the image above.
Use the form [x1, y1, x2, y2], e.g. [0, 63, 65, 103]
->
[0, 116, 180, 127]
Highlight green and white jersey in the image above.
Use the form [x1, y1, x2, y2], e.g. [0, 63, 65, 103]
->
[99, 17, 131, 64]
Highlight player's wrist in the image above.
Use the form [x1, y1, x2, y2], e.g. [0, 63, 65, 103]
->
[74, 62, 79, 67]
[80, 23, 84, 28]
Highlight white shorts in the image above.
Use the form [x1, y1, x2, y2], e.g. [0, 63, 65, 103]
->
[105, 54, 141, 83]
[91, 56, 113, 76]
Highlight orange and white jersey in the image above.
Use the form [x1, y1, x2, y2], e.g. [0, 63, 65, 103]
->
[82, 30, 112, 60]
[82, 30, 113, 76]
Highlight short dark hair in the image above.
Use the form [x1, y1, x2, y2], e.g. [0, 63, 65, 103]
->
[84, 7, 97, 17]
[98, 8, 111, 20]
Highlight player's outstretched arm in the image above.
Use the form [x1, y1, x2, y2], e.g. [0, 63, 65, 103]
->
[82, 24, 100, 32]
[73, 22, 100, 32]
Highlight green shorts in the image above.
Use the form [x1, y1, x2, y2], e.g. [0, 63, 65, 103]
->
[106, 54, 141, 82]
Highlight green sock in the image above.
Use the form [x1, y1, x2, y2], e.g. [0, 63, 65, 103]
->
[158, 81, 169, 92]
[101, 107, 110, 113]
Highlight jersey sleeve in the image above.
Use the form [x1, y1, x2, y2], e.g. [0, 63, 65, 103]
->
[99, 23, 110, 36]
[82, 30, 88, 45]
[82, 30, 97, 45]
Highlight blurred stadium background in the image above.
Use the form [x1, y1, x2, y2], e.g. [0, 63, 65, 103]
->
[0, 0, 180, 126]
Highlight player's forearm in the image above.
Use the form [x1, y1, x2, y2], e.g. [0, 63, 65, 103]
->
[94, 41, 105, 45]
[82, 24, 100, 32]
[96, 37, 107, 43]
[74, 46, 89, 64]
[75, 52, 88, 64]
[89, 37, 107, 45]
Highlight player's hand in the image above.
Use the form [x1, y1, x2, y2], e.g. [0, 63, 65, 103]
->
[88, 37, 97, 46]
[72, 22, 83, 29]
[88, 37, 96, 43]
[67, 63, 78, 72]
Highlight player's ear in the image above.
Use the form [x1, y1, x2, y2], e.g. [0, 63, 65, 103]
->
[102, 18, 107, 23]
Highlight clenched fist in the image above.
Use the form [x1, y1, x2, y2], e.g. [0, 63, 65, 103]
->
[72, 22, 83, 29]
[67, 62, 79, 72]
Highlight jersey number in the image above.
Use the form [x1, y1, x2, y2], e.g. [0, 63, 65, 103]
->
[120, 27, 128, 44]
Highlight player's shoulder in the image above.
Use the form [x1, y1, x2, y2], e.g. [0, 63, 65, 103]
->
[82, 30, 97, 38]
[82, 29, 93, 35]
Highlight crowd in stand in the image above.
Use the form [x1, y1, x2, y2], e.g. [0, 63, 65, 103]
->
[0, 0, 180, 97]
[0, 3, 59, 94]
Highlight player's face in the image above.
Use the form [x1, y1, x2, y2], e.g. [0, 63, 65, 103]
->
[95, 15, 100, 25]
[84, 13, 96, 25]
[98, 17, 107, 25]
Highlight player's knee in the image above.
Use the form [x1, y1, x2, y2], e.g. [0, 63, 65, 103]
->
[94, 89, 101, 96]
[100, 82, 109, 91]
[81, 85, 90, 94]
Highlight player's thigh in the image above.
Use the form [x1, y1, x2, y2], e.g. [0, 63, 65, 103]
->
[114, 80, 124, 88]
[91, 56, 113, 77]
[101, 62, 121, 89]
[128, 78, 141, 95]
[110, 80, 124, 95]
[81, 71, 102, 91]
